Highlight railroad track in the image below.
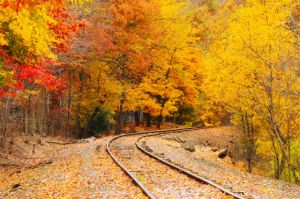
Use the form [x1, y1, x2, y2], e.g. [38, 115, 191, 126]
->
[106, 128, 244, 199]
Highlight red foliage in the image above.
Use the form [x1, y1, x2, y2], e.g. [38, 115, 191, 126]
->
[51, 9, 86, 52]
[1, 0, 65, 12]
[0, 57, 65, 97]
[0, 0, 84, 97]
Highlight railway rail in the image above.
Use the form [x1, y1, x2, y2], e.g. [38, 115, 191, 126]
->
[106, 127, 245, 199]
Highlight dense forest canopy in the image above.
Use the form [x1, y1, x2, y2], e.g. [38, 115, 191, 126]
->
[0, 0, 299, 182]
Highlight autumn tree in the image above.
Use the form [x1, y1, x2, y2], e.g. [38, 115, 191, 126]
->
[126, 0, 203, 128]
[0, 0, 85, 136]
[103, 0, 161, 133]
[199, 0, 300, 180]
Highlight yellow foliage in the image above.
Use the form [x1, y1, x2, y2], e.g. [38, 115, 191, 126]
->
[123, 0, 202, 117]
[9, 7, 57, 58]
[0, 5, 58, 59]
[199, 0, 300, 178]
[0, 33, 7, 45]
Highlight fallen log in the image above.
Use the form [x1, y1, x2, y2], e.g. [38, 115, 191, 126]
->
[0, 163, 20, 167]
[8, 160, 53, 177]
[45, 140, 76, 145]
[28, 160, 53, 169]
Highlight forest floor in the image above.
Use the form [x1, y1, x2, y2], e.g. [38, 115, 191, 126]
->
[0, 126, 300, 198]
[0, 137, 145, 198]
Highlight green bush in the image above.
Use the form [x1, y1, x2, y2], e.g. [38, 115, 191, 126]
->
[90, 108, 112, 136]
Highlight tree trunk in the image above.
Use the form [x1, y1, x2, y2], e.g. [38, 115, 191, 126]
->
[25, 98, 30, 135]
[157, 99, 167, 129]
[240, 111, 257, 173]
[144, 113, 151, 128]
[157, 111, 163, 129]
[75, 69, 84, 138]
[30, 99, 37, 135]
[134, 111, 140, 126]
[66, 71, 72, 137]
[119, 102, 124, 134]
[115, 99, 125, 135]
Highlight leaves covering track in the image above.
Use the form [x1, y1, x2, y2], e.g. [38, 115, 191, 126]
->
[107, 128, 244, 199]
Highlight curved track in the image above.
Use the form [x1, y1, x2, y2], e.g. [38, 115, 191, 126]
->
[106, 128, 244, 199]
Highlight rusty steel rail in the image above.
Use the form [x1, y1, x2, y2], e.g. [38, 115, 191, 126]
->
[106, 127, 198, 199]
[136, 131, 245, 199]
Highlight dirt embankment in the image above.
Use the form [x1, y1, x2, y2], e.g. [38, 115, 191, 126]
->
[163, 126, 242, 162]
[0, 135, 80, 173]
